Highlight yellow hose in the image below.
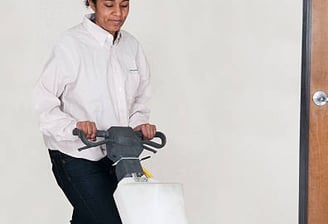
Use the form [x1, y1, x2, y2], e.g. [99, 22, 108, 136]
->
[142, 167, 153, 178]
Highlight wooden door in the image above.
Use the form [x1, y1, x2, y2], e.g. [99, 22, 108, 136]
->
[300, 0, 328, 223]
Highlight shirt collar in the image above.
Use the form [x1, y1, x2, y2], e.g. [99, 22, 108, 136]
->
[83, 13, 122, 46]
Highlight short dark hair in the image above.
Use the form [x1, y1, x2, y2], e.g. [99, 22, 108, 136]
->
[85, 0, 96, 7]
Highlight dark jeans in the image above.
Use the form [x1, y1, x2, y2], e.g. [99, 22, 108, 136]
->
[49, 150, 122, 224]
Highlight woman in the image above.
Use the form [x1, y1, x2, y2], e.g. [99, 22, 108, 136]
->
[34, 0, 156, 223]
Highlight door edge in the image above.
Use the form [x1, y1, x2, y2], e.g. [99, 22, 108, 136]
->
[299, 0, 312, 223]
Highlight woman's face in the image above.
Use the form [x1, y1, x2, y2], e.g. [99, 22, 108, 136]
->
[89, 0, 129, 35]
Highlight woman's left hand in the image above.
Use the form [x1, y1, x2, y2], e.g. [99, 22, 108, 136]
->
[133, 123, 156, 140]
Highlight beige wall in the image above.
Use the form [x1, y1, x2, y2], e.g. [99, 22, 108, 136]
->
[0, 0, 301, 223]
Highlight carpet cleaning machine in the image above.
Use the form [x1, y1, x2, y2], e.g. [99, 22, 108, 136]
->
[73, 127, 189, 224]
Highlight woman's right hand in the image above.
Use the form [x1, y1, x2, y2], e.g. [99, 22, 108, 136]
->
[76, 121, 97, 140]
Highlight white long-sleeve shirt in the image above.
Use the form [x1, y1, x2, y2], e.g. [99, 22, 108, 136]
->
[34, 14, 151, 161]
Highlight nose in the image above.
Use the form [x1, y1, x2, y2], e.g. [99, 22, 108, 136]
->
[113, 5, 122, 16]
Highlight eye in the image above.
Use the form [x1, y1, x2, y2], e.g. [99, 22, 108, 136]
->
[105, 4, 113, 8]
[120, 3, 129, 8]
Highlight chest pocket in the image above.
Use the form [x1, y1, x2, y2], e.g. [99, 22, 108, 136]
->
[125, 64, 140, 100]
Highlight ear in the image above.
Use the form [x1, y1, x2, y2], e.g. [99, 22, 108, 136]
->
[88, 0, 96, 12]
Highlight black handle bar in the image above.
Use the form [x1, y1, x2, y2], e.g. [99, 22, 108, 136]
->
[72, 128, 166, 152]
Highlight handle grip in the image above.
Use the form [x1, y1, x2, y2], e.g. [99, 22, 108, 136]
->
[72, 128, 110, 151]
[141, 131, 166, 153]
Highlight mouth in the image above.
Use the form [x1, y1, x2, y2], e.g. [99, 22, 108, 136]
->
[110, 19, 122, 26]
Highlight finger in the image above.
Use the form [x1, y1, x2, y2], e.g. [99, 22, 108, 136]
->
[87, 122, 94, 139]
[133, 125, 142, 132]
[76, 121, 93, 139]
[141, 124, 150, 139]
[84, 121, 90, 139]
[91, 122, 97, 139]
[148, 125, 156, 139]
[80, 123, 89, 137]
[76, 121, 85, 131]
[144, 124, 155, 140]
[151, 125, 156, 139]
